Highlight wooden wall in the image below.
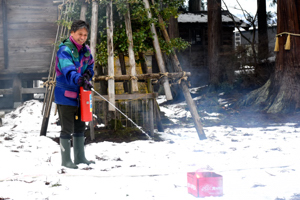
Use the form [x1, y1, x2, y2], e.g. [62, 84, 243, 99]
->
[0, 1, 4, 69]
[178, 23, 236, 86]
[0, 0, 57, 74]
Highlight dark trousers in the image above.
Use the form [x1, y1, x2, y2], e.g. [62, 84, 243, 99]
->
[57, 104, 85, 139]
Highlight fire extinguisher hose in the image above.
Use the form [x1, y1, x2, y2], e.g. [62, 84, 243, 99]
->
[91, 88, 152, 140]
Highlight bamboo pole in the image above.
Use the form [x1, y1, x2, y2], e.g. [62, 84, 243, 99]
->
[142, 0, 173, 100]
[147, 79, 154, 136]
[89, 0, 99, 140]
[40, 3, 69, 136]
[154, 100, 164, 132]
[153, 4, 207, 140]
[80, 1, 88, 21]
[90, 1, 98, 59]
[94, 72, 191, 81]
[124, 4, 139, 93]
[107, 0, 115, 111]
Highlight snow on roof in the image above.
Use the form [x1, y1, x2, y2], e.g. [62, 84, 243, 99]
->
[178, 13, 208, 23]
[178, 12, 242, 23]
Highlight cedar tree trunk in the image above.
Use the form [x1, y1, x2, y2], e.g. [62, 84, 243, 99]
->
[238, 0, 300, 113]
[257, 0, 269, 61]
[207, 0, 222, 88]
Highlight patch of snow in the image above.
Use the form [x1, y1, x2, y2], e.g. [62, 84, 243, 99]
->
[178, 13, 241, 23]
[1, 100, 300, 200]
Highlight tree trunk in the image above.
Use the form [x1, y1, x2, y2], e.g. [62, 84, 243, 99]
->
[207, 0, 222, 88]
[257, 0, 269, 61]
[80, 1, 88, 21]
[189, 0, 201, 12]
[168, 16, 179, 39]
[256, 0, 272, 83]
[107, 0, 115, 111]
[238, 0, 300, 113]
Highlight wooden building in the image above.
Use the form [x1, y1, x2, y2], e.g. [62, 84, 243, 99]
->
[177, 11, 246, 86]
[0, 0, 58, 110]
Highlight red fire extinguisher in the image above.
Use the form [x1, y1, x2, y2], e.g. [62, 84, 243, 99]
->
[80, 87, 93, 122]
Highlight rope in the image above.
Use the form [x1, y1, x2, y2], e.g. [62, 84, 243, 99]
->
[43, 78, 56, 89]
[177, 71, 188, 85]
[159, 72, 169, 78]
[276, 32, 300, 37]
[105, 76, 115, 81]
[274, 32, 300, 51]
[130, 76, 138, 81]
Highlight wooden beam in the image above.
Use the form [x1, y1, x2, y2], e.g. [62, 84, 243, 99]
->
[106, 0, 115, 111]
[94, 72, 191, 81]
[80, 1, 88, 21]
[2, 0, 8, 69]
[94, 93, 157, 101]
[53, 1, 63, 5]
[22, 88, 46, 94]
[0, 88, 13, 95]
[143, 0, 173, 100]
[154, 5, 207, 140]
[124, 4, 138, 93]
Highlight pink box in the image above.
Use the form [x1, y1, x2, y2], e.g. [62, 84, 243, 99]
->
[187, 172, 223, 197]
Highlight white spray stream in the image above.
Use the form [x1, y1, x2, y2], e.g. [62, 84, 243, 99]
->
[91, 88, 152, 140]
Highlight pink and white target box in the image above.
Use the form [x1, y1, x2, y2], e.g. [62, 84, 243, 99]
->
[187, 172, 223, 198]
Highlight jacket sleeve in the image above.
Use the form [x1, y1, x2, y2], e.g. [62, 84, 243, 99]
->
[57, 47, 82, 86]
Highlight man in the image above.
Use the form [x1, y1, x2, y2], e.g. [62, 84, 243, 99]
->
[54, 20, 95, 169]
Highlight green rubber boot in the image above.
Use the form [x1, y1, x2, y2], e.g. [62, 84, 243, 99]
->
[60, 138, 78, 169]
[73, 136, 95, 165]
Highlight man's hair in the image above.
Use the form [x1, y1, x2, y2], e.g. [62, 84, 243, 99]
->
[70, 20, 90, 33]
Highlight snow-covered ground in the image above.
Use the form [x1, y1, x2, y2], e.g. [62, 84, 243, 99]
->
[1, 98, 300, 200]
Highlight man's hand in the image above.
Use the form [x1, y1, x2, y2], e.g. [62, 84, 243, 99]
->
[83, 69, 92, 81]
[77, 76, 93, 91]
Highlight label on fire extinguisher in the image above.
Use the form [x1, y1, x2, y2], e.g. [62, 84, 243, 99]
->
[90, 94, 92, 112]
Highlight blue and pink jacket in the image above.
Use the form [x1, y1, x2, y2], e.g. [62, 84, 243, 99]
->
[54, 37, 94, 107]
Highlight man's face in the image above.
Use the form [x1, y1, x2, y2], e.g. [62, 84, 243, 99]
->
[70, 28, 88, 45]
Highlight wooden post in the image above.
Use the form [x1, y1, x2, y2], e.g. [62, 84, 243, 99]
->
[2, 0, 8, 69]
[144, 54, 164, 132]
[90, 1, 98, 58]
[154, 100, 164, 132]
[107, 0, 115, 111]
[12, 75, 22, 107]
[89, 0, 99, 140]
[124, 4, 139, 93]
[154, 5, 207, 140]
[80, 1, 88, 21]
[143, 53, 155, 135]
[143, 0, 173, 101]
[147, 79, 154, 136]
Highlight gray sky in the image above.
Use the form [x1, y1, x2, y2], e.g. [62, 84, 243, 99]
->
[200, 0, 277, 20]
[222, 0, 276, 16]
